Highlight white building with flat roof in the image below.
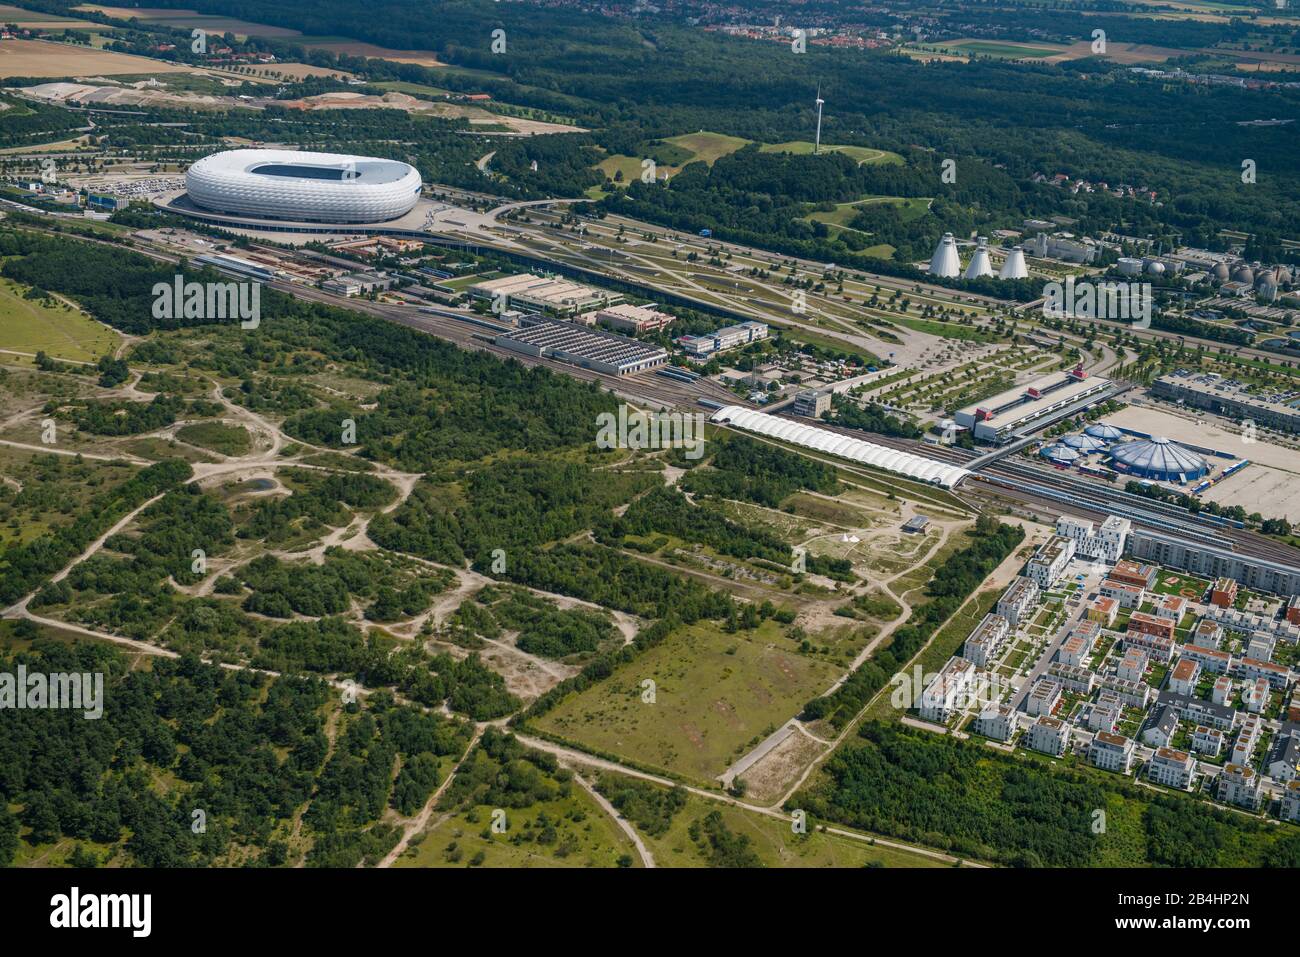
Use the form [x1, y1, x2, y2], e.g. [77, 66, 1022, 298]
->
[1057, 515, 1131, 564]
[1149, 747, 1196, 790]
[1026, 715, 1070, 757]
[1027, 536, 1076, 590]
[997, 577, 1039, 627]
[1091, 731, 1135, 773]
[963, 613, 1011, 668]
[918, 657, 976, 724]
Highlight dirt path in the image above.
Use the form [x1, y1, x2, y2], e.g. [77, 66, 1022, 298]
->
[377, 725, 485, 868]
[572, 770, 655, 868]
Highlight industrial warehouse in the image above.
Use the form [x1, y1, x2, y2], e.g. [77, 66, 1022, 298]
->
[493, 316, 669, 376]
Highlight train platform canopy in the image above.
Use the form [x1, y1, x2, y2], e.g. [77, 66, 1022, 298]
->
[709, 406, 970, 488]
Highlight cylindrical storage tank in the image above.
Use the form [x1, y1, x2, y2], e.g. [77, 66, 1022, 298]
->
[1116, 257, 1144, 277]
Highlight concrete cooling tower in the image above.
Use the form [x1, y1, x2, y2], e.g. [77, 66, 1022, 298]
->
[963, 237, 994, 279]
[999, 245, 1028, 280]
[929, 233, 962, 279]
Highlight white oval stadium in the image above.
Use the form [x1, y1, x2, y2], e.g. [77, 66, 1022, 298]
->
[185, 149, 422, 224]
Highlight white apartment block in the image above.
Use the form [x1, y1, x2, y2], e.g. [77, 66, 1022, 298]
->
[1089, 691, 1123, 733]
[1059, 635, 1090, 668]
[1049, 662, 1096, 694]
[1248, 635, 1276, 663]
[1148, 747, 1197, 791]
[1281, 781, 1300, 823]
[1191, 725, 1224, 757]
[1268, 734, 1299, 783]
[1153, 595, 1187, 621]
[996, 577, 1039, 628]
[1219, 763, 1262, 810]
[1191, 620, 1224, 650]
[1125, 630, 1173, 664]
[1100, 579, 1145, 610]
[1168, 658, 1200, 696]
[1056, 514, 1130, 564]
[1117, 647, 1147, 684]
[1233, 716, 1262, 766]
[963, 613, 1011, 668]
[1026, 715, 1070, 757]
[1245, 677, 1271, 715]
[1235, 656, 1291, 690]
[1211, 676, 1234, 706]
[1091, 731, 1135, 773]
[1100, 675, 1152, 709]
[918, 657, 976, 724]
[975, 703, 1018, 742]
[1026, 678, 1063, 717]
[1026, 536, 1076, 590]
[1183, 644, 1233, 675]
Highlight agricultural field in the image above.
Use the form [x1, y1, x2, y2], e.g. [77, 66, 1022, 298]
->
[74, 4, 304, 38]
[0, 37, 196, 77]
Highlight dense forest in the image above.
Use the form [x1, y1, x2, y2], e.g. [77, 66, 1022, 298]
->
[799, 721, 1300, 867]
[0, 635, 473, 867]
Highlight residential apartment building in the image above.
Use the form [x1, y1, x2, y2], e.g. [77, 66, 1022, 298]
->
[1049, 662, 1096, 694]
[1026, 536, 1076, 590]
[1245, 676, 1271, 714]
[1182, 644, 1233, 675]
[1191, 726, 1224, 757]
[1128, 612, 1176, 644]
[1158, 689, 1235, 732]
[975, 703, 1018, 742]
[1091, 731, 1135, 773]
[997, 577, 1039, 628]
[1142, 705, 1179, 749]
[1235, 656, 1291, 690]
[1219, 763, 1262, 810]
[918, 657, 976, 724]
[1027, 715, 1070, 757]
[1212, 676, 1235, 707]
[1169, 658, 1200, 696]
[963, 613, 1011, 668]
[1268, 733, 1299, 783]
[1148, 747, 1197, 791]
[1100, 675, 1152, 709]
[1191, 619, 1224, 650]
[1233, 716, 1263, 766]
[1110, 559, 1158, 590]
[1209, 577, 1239, 608]
[1100, 579, 1145, 610]
[1056, 515, 1131, 563]
[1089, 690, 1123, 733]
[1282, 781, 1300, 823]
[1026, 678, 1063, 717]
[1117, 647, 1148, 683]
[1088, 597, 1118, 627]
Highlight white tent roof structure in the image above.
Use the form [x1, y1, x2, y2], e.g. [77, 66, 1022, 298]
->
[929, 233, 961, 279]
[964, 237, 994, 279]
[999, 246, 1028, 280]
[709, 406, 970, 489]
